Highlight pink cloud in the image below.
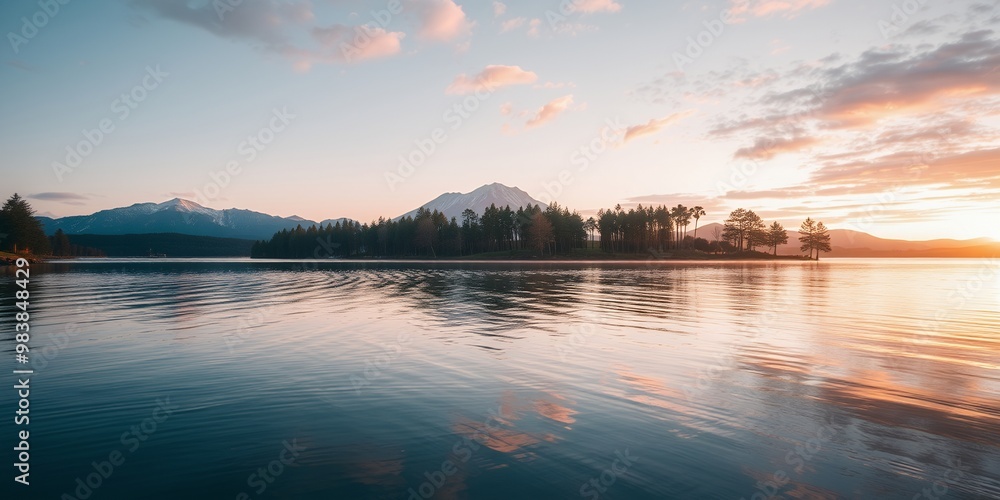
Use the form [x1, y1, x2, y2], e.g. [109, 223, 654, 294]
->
[623, 110, 696, 143]
[527, 95, 574, 128]
[408, 0, 474, 42]
[527, 18, 542, 37]
[500, 17, 527, 33]
[574, 0, 624, 14]
[446, 65, 538, 94]
[728, 0, 830, 20]
[311, 25, 405, 63]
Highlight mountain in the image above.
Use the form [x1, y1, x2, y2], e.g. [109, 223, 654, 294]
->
[687, 222, 998, 257]
[36, 199, 350, 241]
[397, 183, 547, 221]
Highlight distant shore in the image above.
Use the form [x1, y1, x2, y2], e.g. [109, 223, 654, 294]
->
[449, 249, 813, 261]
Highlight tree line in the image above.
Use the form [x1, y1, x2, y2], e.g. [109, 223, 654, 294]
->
[250, 203, 589, 258]
[720, 208, 831, 258]
[252, 202, 834, 260]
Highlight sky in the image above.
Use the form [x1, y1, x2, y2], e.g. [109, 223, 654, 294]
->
[2, 0, 999, 241]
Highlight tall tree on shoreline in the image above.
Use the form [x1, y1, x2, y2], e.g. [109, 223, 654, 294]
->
[671, 204, 689, 248]
[799, 218, 817, 258]
[584, 217, 597, 249]
[691, 206, 706, 240]
[799, 218, 833, 259]
[723, 208, 764, 252]
[0, 193, 51, 255]
[529, 212, 553, 255]
[813, 221, 832, 260]
[798, 218, 830, 259]
[767, 221, 788, 256]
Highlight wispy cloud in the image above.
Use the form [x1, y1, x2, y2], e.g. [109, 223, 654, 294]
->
[527, 95, 574, 128]
[446, 65, 538, 94]
[28, 192, 90, 204]
[623, 110, 696, 143]
[728, 0, 830, 21]
[734, 135, 819, 160]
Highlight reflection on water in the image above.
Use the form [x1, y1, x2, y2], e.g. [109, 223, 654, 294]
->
[1, 259, 998, 499]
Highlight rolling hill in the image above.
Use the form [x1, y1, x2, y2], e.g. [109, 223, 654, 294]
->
[689, 222, 998, 258]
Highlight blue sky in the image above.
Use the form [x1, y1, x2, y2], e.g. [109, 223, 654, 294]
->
[3, 0, 999, 240]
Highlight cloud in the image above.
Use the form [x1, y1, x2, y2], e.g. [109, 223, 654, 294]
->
[526, 95, 574, 128]
[699, 29, 1000, 169]
[499, 102, 513, 115]
[311, 25, 405, 64]
[5, 60, 37, 72]
[534, 81, 575, 89]
[573, 0, 623, 14]
[493, 1, 506, 17]
[711, 30, 1000, 134]
[734, 135, 820, 160]
[130, 0, 311, 49]
[130, 0, 404, 68]
[407, 0, 474, 41]
[28, 192, 89, 203]
[446, 65, 538, 94]
[527, 18, 542, 37]
[813, 32, 1000, 128]
[500, 17, 527, 33]
[623, 110, 696, 143]
[727, 0, 830, 20]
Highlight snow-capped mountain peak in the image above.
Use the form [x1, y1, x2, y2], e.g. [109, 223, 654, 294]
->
[397, 183, 547, 221]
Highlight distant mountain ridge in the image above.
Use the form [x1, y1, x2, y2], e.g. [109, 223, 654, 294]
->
[37, 198, 352, 241]
[396, 183, 547, 221]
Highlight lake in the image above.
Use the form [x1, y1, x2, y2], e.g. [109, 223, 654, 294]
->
[2, 259, 999, 499]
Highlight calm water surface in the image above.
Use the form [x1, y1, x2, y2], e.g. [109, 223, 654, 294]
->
[2, 259, 999, 499]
